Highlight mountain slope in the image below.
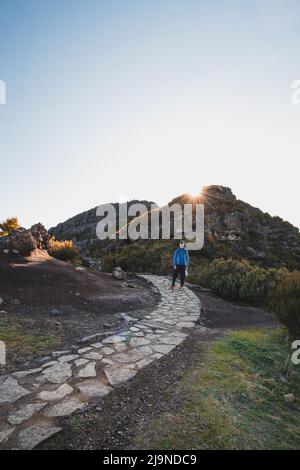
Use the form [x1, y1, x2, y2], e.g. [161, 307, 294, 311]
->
[49, 186, 300, 271]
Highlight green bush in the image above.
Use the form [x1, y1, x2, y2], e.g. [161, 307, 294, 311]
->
[268, 271, 300, 340]
[195, 258, 286, 305]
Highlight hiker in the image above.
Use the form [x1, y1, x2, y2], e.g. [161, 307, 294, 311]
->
[172, 240, 189, 288]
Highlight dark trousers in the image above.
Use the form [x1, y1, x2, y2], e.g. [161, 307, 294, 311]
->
[172, 265, 186, 287]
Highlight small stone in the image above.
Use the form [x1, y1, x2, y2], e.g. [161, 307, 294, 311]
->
[50, 308, 60, 317]
[75, 266, 86, 273]
[18, 425, 62, 449]
[38, 383, 73, 401]
[8, 403, 46, 425]
[284, 393, 296, 403]
[77, 362, 96, 378]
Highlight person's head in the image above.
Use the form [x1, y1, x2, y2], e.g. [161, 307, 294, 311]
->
[179, 240, 185, 248]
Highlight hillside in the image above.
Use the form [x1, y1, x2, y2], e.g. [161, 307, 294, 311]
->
[49, 186, 300, 272]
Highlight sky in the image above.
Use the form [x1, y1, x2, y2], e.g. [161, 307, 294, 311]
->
[0, 0, 300, 229]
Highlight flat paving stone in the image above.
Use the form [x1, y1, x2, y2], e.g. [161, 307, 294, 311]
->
[130, 337, 151, 347]
[38, 383, 73, 401]
[84, 351, 103, 360]
[78, 347, 93, 354]
[12, 368, 42, 379]
[42, 362, 72, 384]
[58, 354, 79, 363]
[135, 357, 154, 369]
[101, 347, 115, 355]
[152, 344, 176, 355]
[46, 398, 87, 417]
[102, 335, 126, 344]
[18, 425, 62, 449]
[77, 380, 113, 398]
[104, 366, 137, 386]
[8, 403, 46, 425]
[41, 361, 58, 369]
[91, 342, 102, 349]
[0, 377, 31, 404]
[113, 349, 144, 364]
[77, 362, 96, 378]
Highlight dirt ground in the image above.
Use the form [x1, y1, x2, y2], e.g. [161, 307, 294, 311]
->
[0, 250, 159, 371]
[37, 283, 278, 450]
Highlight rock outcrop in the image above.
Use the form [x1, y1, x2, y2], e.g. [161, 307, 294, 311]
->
[0, 224, 50, 256]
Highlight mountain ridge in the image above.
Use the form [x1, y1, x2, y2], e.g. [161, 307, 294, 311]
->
[49, 186, 300, 271]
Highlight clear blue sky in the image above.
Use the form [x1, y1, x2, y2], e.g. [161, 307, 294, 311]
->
[1, 0, 300, 229]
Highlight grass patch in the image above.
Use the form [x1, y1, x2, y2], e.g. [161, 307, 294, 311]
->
[134, 328, 300, 450]
[0, 318, 61, 359]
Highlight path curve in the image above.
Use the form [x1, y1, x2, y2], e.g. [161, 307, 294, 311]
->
[0, 275, 201, 449]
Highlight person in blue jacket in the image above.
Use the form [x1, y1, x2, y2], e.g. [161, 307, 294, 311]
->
[172, 240, 189, 288]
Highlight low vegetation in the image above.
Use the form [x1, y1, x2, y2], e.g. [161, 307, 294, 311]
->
[190, 258, 287, 304]
[268, 271, 300, 340]
[0, 318, 61, 370]
[134, 328, 300, 450]
[0, 216, 20, 237]
[48, 237, 80, 262]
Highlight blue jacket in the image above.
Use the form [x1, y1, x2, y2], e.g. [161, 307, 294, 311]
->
[173, 247, 189, 267]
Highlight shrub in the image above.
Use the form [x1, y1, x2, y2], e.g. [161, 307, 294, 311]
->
[0, 216, 20, 236]
[48, 238, 79, 262]
[195, 258, 287, 305]
[268, 271, 300, 340]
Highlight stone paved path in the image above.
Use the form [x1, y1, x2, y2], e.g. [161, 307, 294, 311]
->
[0, 275, 201, 449]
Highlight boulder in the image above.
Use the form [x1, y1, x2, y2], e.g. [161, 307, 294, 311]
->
[0, 223, 50, 255]
[112, 267, 126, 280]
[30, 223, 51, 250]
